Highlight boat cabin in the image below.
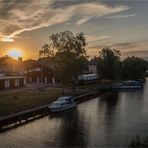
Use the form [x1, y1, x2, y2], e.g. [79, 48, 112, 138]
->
[58, 96, 75, 103]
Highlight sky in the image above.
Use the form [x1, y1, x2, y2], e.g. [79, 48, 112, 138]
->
[0, 0, 148, 60]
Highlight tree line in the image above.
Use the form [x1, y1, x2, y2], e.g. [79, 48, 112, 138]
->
[97, 48, 147, 80]
[39, 30, 147, 91]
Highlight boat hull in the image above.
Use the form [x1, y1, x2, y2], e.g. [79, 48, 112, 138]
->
[112, 85, 143, 89]
[49, 103, 76, 113]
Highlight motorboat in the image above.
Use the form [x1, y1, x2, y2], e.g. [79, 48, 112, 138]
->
[48, 96, 76, 113]
[112, 80, 143, 89]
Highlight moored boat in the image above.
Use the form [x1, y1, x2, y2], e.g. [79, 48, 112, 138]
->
[112, 80, 143, 89]
[48, 96, 76, 113]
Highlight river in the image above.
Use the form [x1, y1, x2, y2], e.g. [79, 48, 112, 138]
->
[1, 79, 148, 147]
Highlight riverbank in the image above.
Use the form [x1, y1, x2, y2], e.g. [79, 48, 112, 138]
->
[0, 88, 83, 116]
[0, 82, 111, 116]
[0, 87, 111, 131]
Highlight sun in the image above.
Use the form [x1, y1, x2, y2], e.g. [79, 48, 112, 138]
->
[7, 49, 23, 59]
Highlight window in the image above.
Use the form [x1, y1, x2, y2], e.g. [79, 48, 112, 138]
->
[15, 79, 19, 87]
[5, 79, 10, 88]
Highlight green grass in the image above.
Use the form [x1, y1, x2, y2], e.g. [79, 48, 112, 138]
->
[0, 91, 60, 116]
[0, 82, 110, 116]
[76, 82, 112, 91]
[0, 88, 88, 116]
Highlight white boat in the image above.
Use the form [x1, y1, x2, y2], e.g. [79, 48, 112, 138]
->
[48, 96, 76, 113]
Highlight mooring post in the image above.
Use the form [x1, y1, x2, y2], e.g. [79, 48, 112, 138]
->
[19, 117, 22, 124]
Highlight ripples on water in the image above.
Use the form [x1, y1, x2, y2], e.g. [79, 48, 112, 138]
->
[1, 79, 148, 147]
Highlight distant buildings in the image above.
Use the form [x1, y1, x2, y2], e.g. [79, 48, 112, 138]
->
[0, 56, 26, 90]
[0, 57, 55, 90]
[24, 65, 55, 84]
[88, 58, 97, 74]
[0, 73, 26, 90]
[88, 64, 97, 74]
[0, 56, 100, 90]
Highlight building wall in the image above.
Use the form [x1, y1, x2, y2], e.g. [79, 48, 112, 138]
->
[10, 79, 15, 88]
[88, 65, 97, 74]
[5, 79, 10, 88]
[26, 70, 54, 84]
[0, 80, 4, 90]
[0, 78, 26, 90]
[15, 79, 19, 87]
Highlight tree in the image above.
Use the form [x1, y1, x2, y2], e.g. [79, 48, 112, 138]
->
[97, 48, 121, 80]
[39, 31, 88, 93]
[0, 55, 24, 73]
[121, 56, 147, 80]
[39, 44, 55, 85]
[49, 31, 86, 56]
[39, 44, 54, 58]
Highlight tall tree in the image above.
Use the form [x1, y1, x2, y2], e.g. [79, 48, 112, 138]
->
[121, 56, 147, 80]
[97, 48, 121, 80]
[39, 44, 54, 58]
[39, 31, 88, 93]
[49, 31, 86, 56]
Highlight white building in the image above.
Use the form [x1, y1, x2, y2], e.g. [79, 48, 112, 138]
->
[0, 73, 26, 90]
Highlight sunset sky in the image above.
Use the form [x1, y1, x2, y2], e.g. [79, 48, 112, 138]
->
[0, 0, 148, 60]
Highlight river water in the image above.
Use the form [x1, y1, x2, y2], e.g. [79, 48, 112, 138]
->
[1, 79, 148, 147]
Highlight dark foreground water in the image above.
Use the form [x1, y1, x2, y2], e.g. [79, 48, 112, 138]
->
[1, 79, 148, 147]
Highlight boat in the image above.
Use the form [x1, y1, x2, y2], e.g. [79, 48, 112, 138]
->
[112, 80, 143, 89]
[48, 96, 76, 113]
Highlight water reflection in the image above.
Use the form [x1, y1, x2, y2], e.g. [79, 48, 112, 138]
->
[99, 91, 119, 109]
[1, 79, 148, 147]
[98, 91, 120, 146]
[57, 109, 86, 147]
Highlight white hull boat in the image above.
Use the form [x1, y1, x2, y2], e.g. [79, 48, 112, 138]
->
[48, 96, 76, 113]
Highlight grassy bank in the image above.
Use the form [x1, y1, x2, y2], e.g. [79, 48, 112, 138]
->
[0, 87, 87, 116]
[0, 82, 111, 116]
[0, 91, 59, 116]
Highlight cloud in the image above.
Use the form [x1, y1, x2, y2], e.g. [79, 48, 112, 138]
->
[87, 35, 111, 43]
[75, 3, 129, 25]
[87, 40, 148, 59]
[0, 1, 130, 42]
[107, 14, 136, 19]
[111, 40, 148, 51]
[0, 36, 14, 42]
[76, 17, 91, 26]
[89, 40, 148, 51]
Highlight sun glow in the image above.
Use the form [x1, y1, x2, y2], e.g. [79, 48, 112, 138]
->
[7, 49, 23, 59]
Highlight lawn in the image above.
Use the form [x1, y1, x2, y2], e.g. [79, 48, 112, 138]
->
[0, 82, 109, 116]
[0, 87, 88, 116]
[0, 91, 58, 116]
